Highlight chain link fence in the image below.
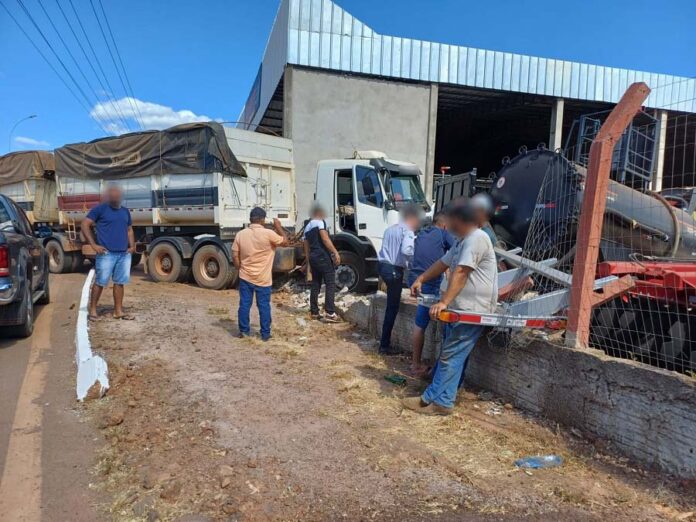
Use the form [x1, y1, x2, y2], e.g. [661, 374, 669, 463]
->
[489, 82, 696, 376]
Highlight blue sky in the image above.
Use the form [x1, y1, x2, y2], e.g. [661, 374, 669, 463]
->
[1, 0, 694, 154]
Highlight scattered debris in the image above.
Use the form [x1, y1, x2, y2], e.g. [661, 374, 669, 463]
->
[514, 455, 563, 469]
[384, 374, 407, 386]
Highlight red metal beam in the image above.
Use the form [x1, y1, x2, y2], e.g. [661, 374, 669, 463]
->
[566, 82, 651, 349]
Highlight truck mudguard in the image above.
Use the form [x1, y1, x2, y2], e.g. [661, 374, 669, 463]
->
[43, 231, 81, 253]
[148, 236, 195, 260]
[192, 236, 233, 262]
[331, 232, 377, 259]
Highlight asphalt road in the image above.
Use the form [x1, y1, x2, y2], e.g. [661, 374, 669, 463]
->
[0, 272, 100, 522]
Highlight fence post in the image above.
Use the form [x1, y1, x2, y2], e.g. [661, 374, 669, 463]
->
[565, 82, 651, 349]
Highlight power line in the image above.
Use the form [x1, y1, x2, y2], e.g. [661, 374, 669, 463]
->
[96, 0, 144, 129]
[53, 0, 132, 132]
[88, 0, 143, 130]
[2, 0, 112, 135]
[35, 0, 131, 133]
[66, 0, 131, 133]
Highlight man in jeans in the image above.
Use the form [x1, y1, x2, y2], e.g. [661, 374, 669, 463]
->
[376, 204, 420, 355]
[407, 212, 454, 376]
[405, 204, 498, 415]
[232, 207, 288, 341]
[82, 183, 135, 321]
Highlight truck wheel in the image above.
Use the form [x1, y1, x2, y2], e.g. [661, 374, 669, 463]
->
[45, 240, 71, 273]
[131, 253, 142, 268]
[148, 243, 188, 283]
[37, 272, 50, 305]
[335, 250, 366, 293]
[6, 284, 34, 338]
[192, 245, 236, 290]
[70, 253, 85, 273]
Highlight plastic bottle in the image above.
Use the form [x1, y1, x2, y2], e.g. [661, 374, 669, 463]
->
[514, 455, 563, 469]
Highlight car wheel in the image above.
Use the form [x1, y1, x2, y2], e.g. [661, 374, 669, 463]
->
[6, 285, 34, 338]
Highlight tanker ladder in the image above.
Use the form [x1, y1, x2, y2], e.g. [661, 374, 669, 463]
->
[419, 247, 625, 329]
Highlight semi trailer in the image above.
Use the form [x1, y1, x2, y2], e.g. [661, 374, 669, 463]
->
[52, 122, 297, 290]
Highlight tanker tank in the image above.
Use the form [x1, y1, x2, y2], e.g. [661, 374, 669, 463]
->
[489, 148, 696, 261]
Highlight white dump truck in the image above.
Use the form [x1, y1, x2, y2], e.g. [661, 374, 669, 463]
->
[51, 123, 297, 289]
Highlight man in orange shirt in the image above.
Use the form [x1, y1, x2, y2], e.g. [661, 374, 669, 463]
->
[232, 207, 288, 340]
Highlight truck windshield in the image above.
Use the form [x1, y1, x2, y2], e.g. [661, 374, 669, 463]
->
[388, 175, 427, 204]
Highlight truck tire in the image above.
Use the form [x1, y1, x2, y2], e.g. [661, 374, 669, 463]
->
[148, 242, 188, 283]
[46, 240, 71, 273]
[335, 250, 366, 293]
[131, 253, 142, 268]
[192, 245, 237, 290]
[6, 284, 34, 338]
[37, 272, 50, 305]
[70, 253, 85, 273]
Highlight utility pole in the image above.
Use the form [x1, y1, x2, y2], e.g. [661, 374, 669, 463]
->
[8, 114, 38, 152]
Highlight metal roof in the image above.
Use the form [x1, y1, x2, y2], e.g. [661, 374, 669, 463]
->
[242, 0, 696, 128]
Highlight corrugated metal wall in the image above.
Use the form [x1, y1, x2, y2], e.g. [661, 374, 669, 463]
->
[279, 0, 695, 113]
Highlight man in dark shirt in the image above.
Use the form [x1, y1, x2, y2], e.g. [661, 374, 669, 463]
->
[408, 212, 454, 376]
[303, 203, 341, 322]
[82, 184, 135, 320]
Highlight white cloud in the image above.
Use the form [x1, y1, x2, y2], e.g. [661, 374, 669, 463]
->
[14, 136, 50, 148]
[90, 97, 221, 135]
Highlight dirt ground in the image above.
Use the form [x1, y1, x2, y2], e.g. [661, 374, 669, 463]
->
[84, 267, 696, 521]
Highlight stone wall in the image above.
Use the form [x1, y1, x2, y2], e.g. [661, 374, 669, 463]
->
[341, 293, 696, 478]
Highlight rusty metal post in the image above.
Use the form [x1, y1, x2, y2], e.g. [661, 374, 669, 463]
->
[566, 82, 651, 349]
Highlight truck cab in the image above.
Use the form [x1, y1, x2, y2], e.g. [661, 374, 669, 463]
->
[313, 152, 430, 292]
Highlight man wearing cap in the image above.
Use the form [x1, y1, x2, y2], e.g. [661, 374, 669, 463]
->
[232, 207, 288, 341]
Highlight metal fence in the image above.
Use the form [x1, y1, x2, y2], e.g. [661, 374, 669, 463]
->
[494, 82, 696, 376]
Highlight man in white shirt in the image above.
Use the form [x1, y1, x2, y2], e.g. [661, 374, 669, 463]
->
[405, 204, 498, 415]
[376, 204, 420, 354]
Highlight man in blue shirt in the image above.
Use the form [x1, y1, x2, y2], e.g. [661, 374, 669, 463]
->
[82, 184, 135, 321]
[408, 212, 454, 376]
[376, 204, 420, 354]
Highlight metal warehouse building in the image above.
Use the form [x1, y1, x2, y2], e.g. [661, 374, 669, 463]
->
[239, 0, 696, 220]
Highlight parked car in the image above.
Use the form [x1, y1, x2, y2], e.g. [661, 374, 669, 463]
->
[0, 194, 50, 337]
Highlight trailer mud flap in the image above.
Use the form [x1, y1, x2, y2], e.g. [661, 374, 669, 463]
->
[273, 247, 295, 272]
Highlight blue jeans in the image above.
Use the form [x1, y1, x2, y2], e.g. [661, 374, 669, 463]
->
[95, 251, 131, 287]
[422, 323, 484, 409]
[378, 262, 404, 350]
[237, 279, 272, 339]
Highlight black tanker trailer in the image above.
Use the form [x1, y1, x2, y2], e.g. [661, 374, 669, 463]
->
[489, 148, 696, 263]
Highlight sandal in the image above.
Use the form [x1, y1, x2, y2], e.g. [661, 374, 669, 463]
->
[88, 314, 100, 321]
[113, 314, 135, 320]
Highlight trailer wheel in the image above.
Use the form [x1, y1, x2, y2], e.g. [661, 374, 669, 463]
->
[335, 250, 365, 293]
[70, 253, 85, 273]
[191, 245, 236, 290]
[148, 243, 188, 283]
[45, 240, 71, 273]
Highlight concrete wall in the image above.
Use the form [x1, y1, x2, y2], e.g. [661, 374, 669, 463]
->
[284, 66, 436, 223]
[341, 294, 696, 478]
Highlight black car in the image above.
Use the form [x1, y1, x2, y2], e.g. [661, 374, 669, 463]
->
[0, 194, 50, 337]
